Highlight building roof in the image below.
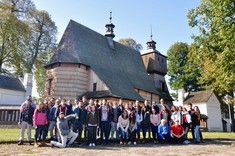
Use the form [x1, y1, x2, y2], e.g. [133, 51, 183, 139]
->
[0, 75, 26, 92]
[183, 90, 214, 104]
[46, 20, 172, 101]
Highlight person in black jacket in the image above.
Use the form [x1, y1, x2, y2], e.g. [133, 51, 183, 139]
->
[18, 99, 35, 145]
[141, 105, 151, 143]
[110, 101, 121, 142]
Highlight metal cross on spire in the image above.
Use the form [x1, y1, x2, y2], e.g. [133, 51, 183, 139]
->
[150, 25, 153, 40]
[109, 10, 112, 23]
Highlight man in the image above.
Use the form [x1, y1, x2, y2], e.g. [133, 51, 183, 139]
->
[188, 103, 195, 139]
[171, 119, 185, 144]
[73, 100, 84, 144]
[82, 96, 89, 140]
[18, 98, 35, 145]
[50, 112, 78, 148]
[99, 99, 111, 144]
[48, 99, 59, 140]
[20, 95, 36, 112]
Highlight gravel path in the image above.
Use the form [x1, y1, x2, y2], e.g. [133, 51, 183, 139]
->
[0, 140, 234, 156]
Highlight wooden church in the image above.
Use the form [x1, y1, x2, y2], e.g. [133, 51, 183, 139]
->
[44, 14, 172, 104]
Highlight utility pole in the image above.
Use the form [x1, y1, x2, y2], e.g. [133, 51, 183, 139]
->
[225, 95, 233, 132]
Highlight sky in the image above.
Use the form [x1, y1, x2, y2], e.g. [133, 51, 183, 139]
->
[32, 0, 201, 98]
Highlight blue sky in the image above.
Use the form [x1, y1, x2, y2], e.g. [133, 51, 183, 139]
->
[32, 0, 200, 97]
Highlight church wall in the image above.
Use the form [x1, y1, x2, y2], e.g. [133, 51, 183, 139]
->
[88, 70, 109, 91]
[45, 63, 89, 100]
[138, 89, 160, 104]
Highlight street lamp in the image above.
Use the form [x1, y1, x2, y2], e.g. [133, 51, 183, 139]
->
[225, 95, 233, 132]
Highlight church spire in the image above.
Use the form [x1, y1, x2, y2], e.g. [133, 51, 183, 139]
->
[105, 10, 115, 38]
[146, 25, 156, 50]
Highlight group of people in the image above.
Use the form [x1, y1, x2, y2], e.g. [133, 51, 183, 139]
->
[18, 95, 203, 148]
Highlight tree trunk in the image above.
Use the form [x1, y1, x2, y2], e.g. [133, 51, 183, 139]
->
[229, 91, 235, 132]
[0, 59, 2, 73]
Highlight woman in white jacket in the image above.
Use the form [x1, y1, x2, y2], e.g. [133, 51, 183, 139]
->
[117, 110, 129, 144]
[171, 105, 182, 125]
[135, 106, 143, 143]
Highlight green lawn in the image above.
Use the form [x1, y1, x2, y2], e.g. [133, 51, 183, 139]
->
[0, 128, 234, 142]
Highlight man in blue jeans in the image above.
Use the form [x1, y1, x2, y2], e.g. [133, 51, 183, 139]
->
[99, 99, 111, 144]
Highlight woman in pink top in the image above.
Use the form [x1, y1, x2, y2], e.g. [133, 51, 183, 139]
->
[34, 102, 48, 147]
[150, 107, 161, 144]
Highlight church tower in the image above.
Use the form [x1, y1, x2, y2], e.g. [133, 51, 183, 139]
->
[141, 31, 170, 98]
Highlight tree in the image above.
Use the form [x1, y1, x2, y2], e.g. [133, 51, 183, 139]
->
[118, 38, 143, 51]
[22, 9, 57, 73]
[188, 0, 235, 95]
[34, 48, 56, 97]
[188, 0, 235, 131]
[0, 0, 34, 75]
[167, 42, 201, 93]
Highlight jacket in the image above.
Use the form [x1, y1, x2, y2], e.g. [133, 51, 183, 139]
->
[19, 105, 35, 124]
[57, 114, 75, 136]
[73, 107, 83, 124]
[34, 109, 47, 126]
[87, 110, 100, 126]
[49, 105, 57, 121]
[158, 124, 171, 139]
[141, 111, 150, 127]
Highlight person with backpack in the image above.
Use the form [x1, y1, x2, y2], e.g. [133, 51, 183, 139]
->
[18, 97, 35, 145]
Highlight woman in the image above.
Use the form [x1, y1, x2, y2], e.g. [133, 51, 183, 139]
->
[150, 107, 161, 144]
[141, 106, 150, 143]
[87, 105, 99, 147]
[193, 106, 202, 143]
[128, 111, 137, 145]
[34, 102, 48, 147]
[135, 106, 142, 143]
[117, 110, 129, 144]
[158, 119, 171, 143]
[171, 105, 182, 125]
[182, 107, 191, 144]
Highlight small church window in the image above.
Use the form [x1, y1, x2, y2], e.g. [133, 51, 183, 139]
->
[160, 81, 165, 92]
[93, 83, 97, 91]
[48, 79, 53, 96]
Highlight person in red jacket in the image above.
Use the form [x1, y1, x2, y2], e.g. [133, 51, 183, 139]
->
[33, 102, 48, 147]
[170, 119, 185, 144]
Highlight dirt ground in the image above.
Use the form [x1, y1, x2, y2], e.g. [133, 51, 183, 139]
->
[0, 139, 234, 156]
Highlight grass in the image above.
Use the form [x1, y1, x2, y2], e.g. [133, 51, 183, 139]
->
[0, 128, 234, 142]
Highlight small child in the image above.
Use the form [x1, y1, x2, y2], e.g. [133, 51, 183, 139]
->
[87, 105, 99, 147]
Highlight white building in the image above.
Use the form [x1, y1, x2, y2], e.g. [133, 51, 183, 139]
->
[178, 89, 224, 132]
[0, 74, 33, 124]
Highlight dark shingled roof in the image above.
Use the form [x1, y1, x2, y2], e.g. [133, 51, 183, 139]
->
[183, 90, 214, 104]
[46, 20, 172, 101]
[0, 75, 26, 92]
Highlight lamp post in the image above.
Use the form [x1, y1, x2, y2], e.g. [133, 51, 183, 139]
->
[225, 95, 233, 132]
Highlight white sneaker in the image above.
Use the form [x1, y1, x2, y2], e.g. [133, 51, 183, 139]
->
[89, 143, 92, 147]
[133, 142, 136, 145]
[128, 141, 132, 145]
[92, 143, 95, 147]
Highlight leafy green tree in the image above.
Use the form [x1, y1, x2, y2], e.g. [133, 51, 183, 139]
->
[23, 9, 57, 73]
[34, 48, 56, 97]
[167, 42, 201, 92]
[188, 0, 235, 95]
[118, 38, 143, 52]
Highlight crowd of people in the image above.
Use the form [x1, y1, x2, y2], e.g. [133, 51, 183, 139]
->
[18, 95, 204, 148]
